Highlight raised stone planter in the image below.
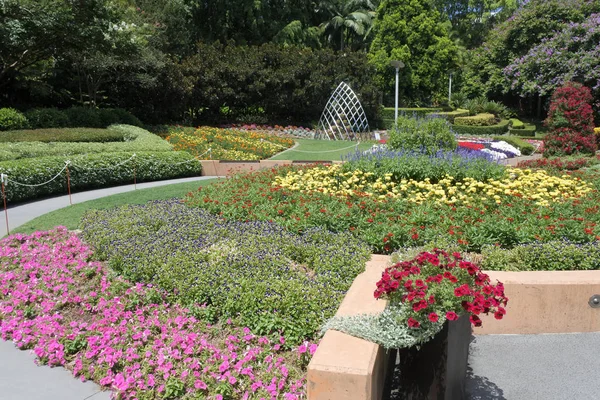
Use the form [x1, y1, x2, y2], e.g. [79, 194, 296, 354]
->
[307, 255, 600, 400]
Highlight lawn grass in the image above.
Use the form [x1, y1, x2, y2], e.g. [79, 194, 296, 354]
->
[269, 139, 375, 161]
[11, 179, 218, 234]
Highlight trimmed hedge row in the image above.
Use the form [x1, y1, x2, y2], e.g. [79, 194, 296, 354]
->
[381, 107, 443, 120]
[0, 128, 125, 143]
[509, 124, 536, 137]
[0, 107, 142, 131]
[509, 118, 525, 129]
[451, 119, 510, 136]
[454, 113, 497, 127]
[0, 151, 201, 203]
[0, 125, 172, 161]
[430, 109, 470, 123]
[492, 135, 535, 155]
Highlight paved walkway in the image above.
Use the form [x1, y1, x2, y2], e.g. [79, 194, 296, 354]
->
[467, 333, 600, 399]
[1, 176, 217, 237]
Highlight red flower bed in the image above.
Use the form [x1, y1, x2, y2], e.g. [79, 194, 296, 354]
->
[458, 141, 485, 151]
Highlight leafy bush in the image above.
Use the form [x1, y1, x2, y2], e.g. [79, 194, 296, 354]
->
[481, 241, 600, 271]
[454, 113, 497, 127]
[0, 125, 172, 161]
[98, 108, 142, 127]
[509, 118, 525, 129]
[388, 115, 456, 154]
[0, 151, 201, 203]
[509, 124, 537, 137]
[450, 92, 468, 109]
[0, 108, 28, 131]
[451, 120, 510, 136]
[25, 108, 70, 129]
[492, 136, 535, 155]
[80, 201, 371, 343]
[544, 82, 596, 156]
[0, 128, 124, 143]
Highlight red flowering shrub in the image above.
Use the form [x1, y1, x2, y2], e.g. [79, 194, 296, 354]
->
[544, 82, 596, 156]
[374, 250, 508, 329]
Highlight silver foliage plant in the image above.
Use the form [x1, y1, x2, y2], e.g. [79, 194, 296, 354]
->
[321, 303, 445, 349]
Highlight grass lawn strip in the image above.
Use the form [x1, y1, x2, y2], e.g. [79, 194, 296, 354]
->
[11, 179, 219, 234]
[269, 139, 375, 161]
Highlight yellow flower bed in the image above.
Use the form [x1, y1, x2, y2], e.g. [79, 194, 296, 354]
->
[273, 165, 592, 206]
[166, 127, 294, 160]
[594, 127, 600, 135]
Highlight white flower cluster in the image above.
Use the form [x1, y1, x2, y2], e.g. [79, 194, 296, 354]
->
[480, 148, 508, 160]
[490, 141, 521, 157]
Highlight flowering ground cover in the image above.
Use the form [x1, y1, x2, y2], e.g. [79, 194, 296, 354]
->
[456, 139, 521, 160]
[187, 152, 600, 254]
[166, 127, 295, 160]
[80, 201, 371, 344]
[0, 228, 316, 399]
[517, 155, 600, 172]
[225, 124, 316, 139]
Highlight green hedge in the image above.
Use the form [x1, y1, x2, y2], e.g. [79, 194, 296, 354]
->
[25, 108, 70, 129]
[430, 109, 470, 123]
[381, 107, 443, 120]
[509, 118, 525, 129]
[0, 151, 201, 203]
[454, 113, 497, 127]
[509, 123, 536, 137]
[492, 135, 535, 155]
[0, 125, 172, 161]
[0, 128, 125, 143]
[451, 119, 510, 136]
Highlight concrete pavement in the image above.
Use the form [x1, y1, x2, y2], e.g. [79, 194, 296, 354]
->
[467, 333, 600, 399]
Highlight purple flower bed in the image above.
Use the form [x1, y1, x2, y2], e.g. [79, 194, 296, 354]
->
[0, 228, 315, 399]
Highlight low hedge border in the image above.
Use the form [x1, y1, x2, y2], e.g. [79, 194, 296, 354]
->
[509, 124, 536, 137]
[509, 118, 525, 129]
[0, 125, 172, 161]
[0, 128, 125, 143]
[382, 107, 443, 120]
[451, 119, 510, 136]
[0, 151, 201, 203]
[454, 113, 497, 127]
[430, 109, 470, 123]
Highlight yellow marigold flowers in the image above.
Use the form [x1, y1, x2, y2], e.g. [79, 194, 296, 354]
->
[273, 165, 591, 206]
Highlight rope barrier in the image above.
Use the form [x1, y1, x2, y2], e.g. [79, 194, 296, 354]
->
[6, 161, 70, 187]
[70, 153, 137, 171]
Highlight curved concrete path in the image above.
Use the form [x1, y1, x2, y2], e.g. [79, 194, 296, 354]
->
[0, 176, 217, 238]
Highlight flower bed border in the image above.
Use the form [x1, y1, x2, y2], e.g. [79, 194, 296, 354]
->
[307, 255, 600, 400]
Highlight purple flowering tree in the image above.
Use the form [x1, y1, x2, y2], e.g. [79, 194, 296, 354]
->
[504, 13, 600, 110]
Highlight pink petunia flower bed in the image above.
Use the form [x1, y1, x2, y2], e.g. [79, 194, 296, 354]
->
[0, 228, 316, 399]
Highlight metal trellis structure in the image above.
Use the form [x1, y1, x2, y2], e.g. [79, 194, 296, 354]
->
[316, 82, 370, 140]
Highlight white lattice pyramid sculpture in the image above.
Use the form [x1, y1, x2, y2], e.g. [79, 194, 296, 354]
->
[316, 82, 370, 140]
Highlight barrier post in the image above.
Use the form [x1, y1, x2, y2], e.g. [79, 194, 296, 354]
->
[65, 161, 72, 205]
[1, 174, 9, 235]
[133, 153, 137, 190]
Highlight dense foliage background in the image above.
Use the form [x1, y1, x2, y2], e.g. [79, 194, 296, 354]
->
[1, 0, 598, 124]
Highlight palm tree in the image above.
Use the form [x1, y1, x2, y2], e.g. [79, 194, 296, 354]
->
[319, 0, 378, 51]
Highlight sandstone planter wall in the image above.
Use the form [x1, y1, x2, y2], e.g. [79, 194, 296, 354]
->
[308, 255, 600, 400]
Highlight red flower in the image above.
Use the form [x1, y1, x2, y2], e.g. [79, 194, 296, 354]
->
[407, 317, 421, 328]
[411, 233, 419, 240]
[446, 311, 458, 321]
[470, 315, 482, 327]
[428, 313, 439, 323]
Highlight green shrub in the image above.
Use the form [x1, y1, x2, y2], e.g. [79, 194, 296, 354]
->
[481, 241, 600, 271]
[0, 151, 201, 203]
[0, 128, 124, 143]
[388, 115, 456, 154]
[80, 200, 371, 343]
[509, 123, 537, 137]
[430, 109, 470, 123]
[98, 108, 142, 127]
[509, 118, 525, 129]
[492, 135, 535, 155]
[454, 113, 497, 127]
[451, 119, 510, 136]
[66, 107, 103, 128]
[0, 108, 28, 131]
[25, 108, 70, 129]
[0, 125, 172, 161]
